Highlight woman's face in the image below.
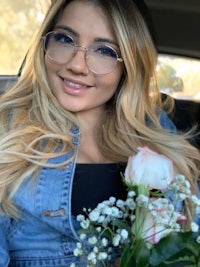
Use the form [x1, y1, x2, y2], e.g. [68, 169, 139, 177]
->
[45, 0, 123, 117]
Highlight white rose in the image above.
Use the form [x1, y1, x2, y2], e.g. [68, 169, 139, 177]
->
[124, 146, 174, 190]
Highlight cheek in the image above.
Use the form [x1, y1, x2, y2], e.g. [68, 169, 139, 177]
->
[45, 57, 56, 76]
[44, 57, 59, 88]
[99, 67, 123, 96]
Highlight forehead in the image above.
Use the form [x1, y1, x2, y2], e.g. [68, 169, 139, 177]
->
[55, 0, 117, 42]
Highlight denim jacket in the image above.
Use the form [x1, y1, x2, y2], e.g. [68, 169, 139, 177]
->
[0, 112, 194, 267]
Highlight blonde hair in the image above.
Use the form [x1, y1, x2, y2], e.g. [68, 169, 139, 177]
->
[0, 0, 199, 221]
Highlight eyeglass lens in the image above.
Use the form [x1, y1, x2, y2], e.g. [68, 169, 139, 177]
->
[43, 31, 121, 75]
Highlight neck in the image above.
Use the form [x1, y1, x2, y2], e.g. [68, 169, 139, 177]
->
[75, 107, 105, 135]
[74, 109, 111, 163]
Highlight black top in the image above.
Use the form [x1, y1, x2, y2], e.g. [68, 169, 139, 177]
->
[72, 163, 127, 216]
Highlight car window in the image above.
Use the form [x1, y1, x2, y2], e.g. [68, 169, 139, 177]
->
[157, 55, 200, 101]
[0, 0, 51, 75]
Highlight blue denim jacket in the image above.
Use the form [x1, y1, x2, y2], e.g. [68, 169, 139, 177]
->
[0, 112, 197, 267]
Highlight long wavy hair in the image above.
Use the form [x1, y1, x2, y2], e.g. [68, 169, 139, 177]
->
[0, 0, 199, 222]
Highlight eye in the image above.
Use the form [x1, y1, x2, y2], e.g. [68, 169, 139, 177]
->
[53, 32, 74, 46]
[94, 45, 117, 58]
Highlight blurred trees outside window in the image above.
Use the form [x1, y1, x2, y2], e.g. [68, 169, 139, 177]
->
[157, 55, 200, 100]
[0, 0, 51, 74]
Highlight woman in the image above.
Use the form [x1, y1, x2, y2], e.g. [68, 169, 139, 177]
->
[0, 0, 199, 266]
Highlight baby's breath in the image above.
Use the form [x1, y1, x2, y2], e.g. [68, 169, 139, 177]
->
[73, 164, 200, 267]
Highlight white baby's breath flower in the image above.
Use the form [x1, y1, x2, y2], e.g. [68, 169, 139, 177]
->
[89, 209, 100, 222]
[96, 226, 102, 232]
[151, 198, 166, 210]
[76, 242, 82, 249]
[111, 206, 120, 217]
[130, 214, 136, 221]
[120, 229, 129, 240]
[97, 215, 105, 223]
[195, 205, 200, 216]
[125, 198, 136, 210]
[147, 202, 154, 210]
[175, 193, 187, 200]
[191, 222, 199, 232]
[80, 233, 86, 240]
[161, 198, 169, 205]
[97, 202, 107, 210]
[128, 190, 136, 198]
[119, 210, 124, 218]
[169, 183, 179, 191]
[167, 203, 174, 212]
[150, 210, 157, 218]
[101, 238, 108, 247]
[88, 236, 98, 245]
[109, 196, 116, 204]
[80, 219, 90, 229]
[102, 216, 112, 226]
[87, 252, 97, 264]
[103, 206, 112, 216]
[196, 235, 200, 244]
[73, 247, 83, 257]
[172, 175, 192, 196]
[136, 195, 149, 207]
[175, 174, 185, 182]
[93, 246, 99, 253]
[98, 252, 108, 260]
[172, 223, 181, 232]
[116, 199, 125, 208]
[112, 234, 121, 246]
[185, 179, 190, 187]
[77, 214, 85, 222]
[191, 195, 200, 205]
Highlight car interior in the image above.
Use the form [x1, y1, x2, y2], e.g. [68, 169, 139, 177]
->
[145, 0, 200, 149]
[0, 0, 200, 148]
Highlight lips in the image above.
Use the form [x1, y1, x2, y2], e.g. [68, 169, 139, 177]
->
[63, 79, 88, 89]
[61, 77, 92, 95]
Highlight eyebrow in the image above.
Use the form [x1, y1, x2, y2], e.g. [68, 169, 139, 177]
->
[54, 25, 78, 36]
[54, 24, 119, 46]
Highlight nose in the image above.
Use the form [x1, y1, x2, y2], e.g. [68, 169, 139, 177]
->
[66, 46, 89, 75]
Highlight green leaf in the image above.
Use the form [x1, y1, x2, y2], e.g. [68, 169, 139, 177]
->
[149, 232, 199, 266]
[137, 185, 149, 196]
[101, 227, 113, 240]
[134, 240, 150, 267]
[185, 241, 200, 258]
[120, 240, 150, 267]
[120, 246, 137, 267]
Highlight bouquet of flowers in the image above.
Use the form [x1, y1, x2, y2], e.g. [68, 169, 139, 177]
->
[71, 147, 200, 267]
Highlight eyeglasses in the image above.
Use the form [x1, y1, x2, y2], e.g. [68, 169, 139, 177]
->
[43, 31, 123, 75]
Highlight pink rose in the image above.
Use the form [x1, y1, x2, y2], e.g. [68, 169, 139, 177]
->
[124, 147, 174, 190]
[132, 198, 187, 244]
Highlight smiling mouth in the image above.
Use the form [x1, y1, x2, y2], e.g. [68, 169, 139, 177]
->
[63, 79, 90, 89]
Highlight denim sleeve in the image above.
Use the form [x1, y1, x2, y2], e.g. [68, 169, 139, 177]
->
[0, 215, 10, 267]
[194, 183, 200, 226]
[158, 110, 177, 133]
[146, 110, 177, 133]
